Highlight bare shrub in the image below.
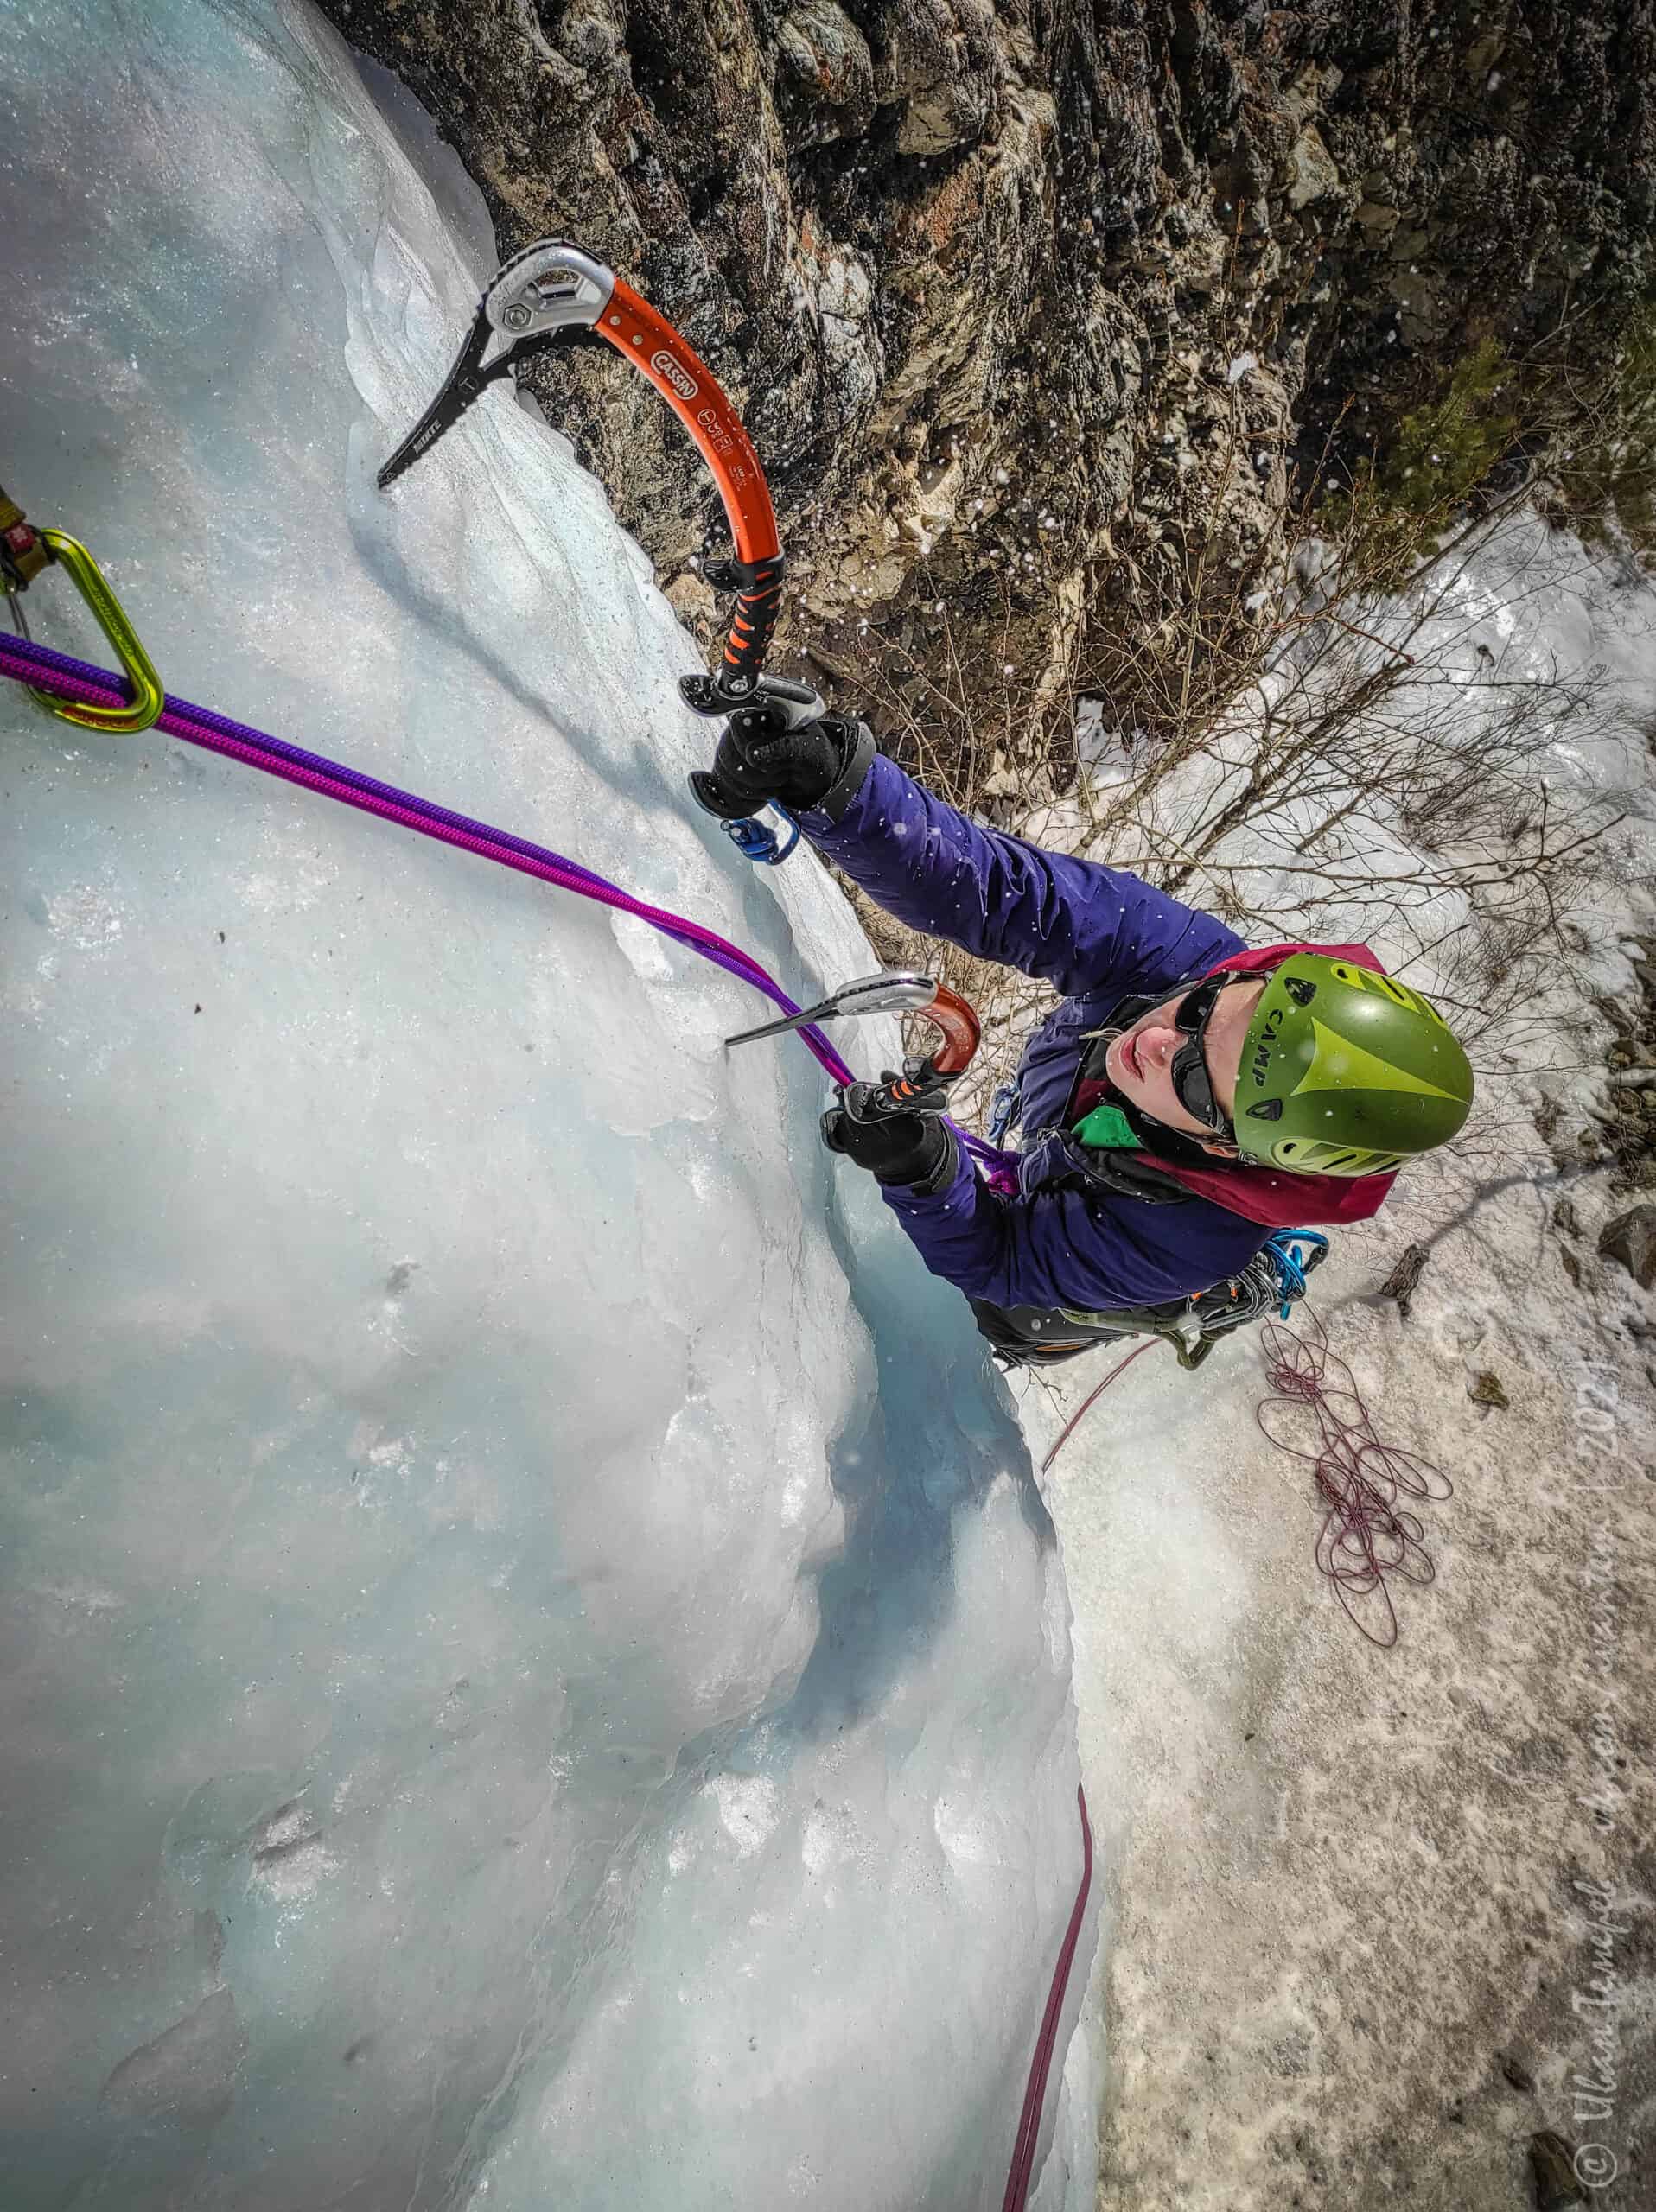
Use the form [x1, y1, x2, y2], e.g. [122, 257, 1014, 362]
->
[794, 316, 1643, 1145]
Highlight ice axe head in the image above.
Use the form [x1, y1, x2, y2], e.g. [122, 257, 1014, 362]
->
[814, 971, 941, 1020]
[723, 969, 980, 1077]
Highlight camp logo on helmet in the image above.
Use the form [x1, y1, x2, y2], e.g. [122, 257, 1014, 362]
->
[1232, 950, 1474, 1177]
[650, 351, 699, 402]
[1251, 1005, 1283, 1086]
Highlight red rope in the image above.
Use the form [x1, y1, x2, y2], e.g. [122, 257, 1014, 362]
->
[1002, 1785, 1093, 2212]
[1006, 1309, 1448, 2194]
[1039, 1340, 1157, 1476]
[1256, 1309, 1450, 1648]
[1038, 1308, 1449, 1644]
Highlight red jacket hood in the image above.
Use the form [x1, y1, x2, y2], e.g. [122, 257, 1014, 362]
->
[1136, 940, 1398, 1228]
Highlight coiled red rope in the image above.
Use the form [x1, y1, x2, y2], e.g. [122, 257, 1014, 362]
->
[1256, 1309, 1450, 1648]
[1039, 1308, 1449, 1647]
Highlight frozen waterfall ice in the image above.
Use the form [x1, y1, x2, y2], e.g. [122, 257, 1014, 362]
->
[0, 3, 1099, 2207]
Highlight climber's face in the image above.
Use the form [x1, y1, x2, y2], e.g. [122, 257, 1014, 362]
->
[1104, 977, 1269, 1148]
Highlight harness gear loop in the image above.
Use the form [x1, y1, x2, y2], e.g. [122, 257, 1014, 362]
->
[0, 489, 164, 735]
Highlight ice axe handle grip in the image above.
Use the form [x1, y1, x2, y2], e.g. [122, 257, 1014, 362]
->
[700, 554, 786, 696]
[920, 983, 980, 1078]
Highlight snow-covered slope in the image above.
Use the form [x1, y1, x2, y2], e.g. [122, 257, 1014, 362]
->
[0, 6, 1098, 2207]
[1016, 518, 1656, 2202]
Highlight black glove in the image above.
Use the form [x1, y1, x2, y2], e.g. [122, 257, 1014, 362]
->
[821, 1080, 957, 1190]
[698, 700, 856, 818]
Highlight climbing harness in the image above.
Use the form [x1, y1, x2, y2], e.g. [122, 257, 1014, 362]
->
[1035, 1235, 1329, 1464]
[995, 1229, 1329, 1380]
[1080, 1228, 1329, 1370]
[379, 238, 820, 865]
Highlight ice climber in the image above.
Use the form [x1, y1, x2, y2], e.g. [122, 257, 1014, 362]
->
[698, 698, 1475, 1367]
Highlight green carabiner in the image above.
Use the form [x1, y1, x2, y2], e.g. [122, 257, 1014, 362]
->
[2, 518, 165, 735]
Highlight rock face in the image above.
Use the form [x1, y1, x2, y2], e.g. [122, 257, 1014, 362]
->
[1599, 1202, 1656, 1287]
[1527, 2128, 1586, 2210]
[321, 0, 1656, 755]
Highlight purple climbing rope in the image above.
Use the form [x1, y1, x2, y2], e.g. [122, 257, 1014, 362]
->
[4, 627, 1082, 2186]
[0, 632, 1019, 1185]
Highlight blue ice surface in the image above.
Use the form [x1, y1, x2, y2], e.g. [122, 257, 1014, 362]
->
[0, 3, 1098, 2207]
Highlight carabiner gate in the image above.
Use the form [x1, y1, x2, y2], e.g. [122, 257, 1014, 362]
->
[1, 493, 164, 735]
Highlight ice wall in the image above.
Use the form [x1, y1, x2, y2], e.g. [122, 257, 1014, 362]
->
[0, 4, 1097, 2206]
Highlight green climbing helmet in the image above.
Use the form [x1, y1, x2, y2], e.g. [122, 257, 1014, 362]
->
[1231, 953, 1474, 1178]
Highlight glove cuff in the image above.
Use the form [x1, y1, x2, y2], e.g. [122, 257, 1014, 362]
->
[873, 1117, 957, 1193]
[806, 717, 877, 823]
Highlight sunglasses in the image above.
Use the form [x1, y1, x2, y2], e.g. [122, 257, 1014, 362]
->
[1165, 976, 1237, 1140]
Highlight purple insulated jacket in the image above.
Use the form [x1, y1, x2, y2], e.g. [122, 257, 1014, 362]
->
[798, 747, 1273, 1313]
